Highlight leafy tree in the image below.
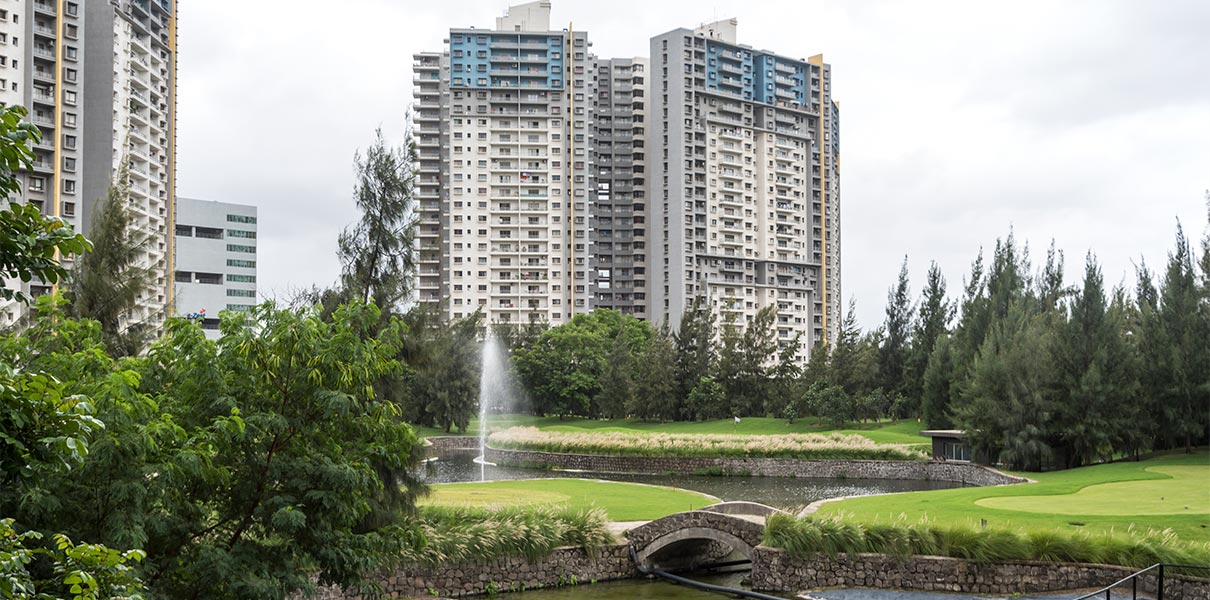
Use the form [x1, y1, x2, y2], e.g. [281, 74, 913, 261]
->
[802, 340, 830, 386]
[716, 307, 778, 417]
[630, 329, 678, 421]
[829, 300, 877, 398]
[337, 128, 417, 313]
[1148, 224, 1206, 451]
[687, 376, 728, 421]
[920, 334, 956, 429]
[0, 105, 90, 306]
[805, 381, 851, 428]
[512, 310, 651, 418]
[400, 306, 482, 432]
[4, 302, 427, 599]
[674, 297, 716, 416]
[1052, 254, 1138, 467]
[955, 301, 1059, 471]
[596, 333, 636, 419]
[906, 261, 952, 412]
[767, 332, 804, 421]
[67, 160, 156, 357]
[878, 257, 913, 399]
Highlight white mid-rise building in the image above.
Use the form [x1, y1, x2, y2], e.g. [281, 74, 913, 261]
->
[173, 197, 256, 338]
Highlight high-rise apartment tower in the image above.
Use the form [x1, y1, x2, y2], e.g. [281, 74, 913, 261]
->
[648, 19, 840, 360]
[413, 0, 594, 326]
[0, 0, 177, 330]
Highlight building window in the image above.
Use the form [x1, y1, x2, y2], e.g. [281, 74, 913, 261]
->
[226, 289, 256, 298]
[175, 224, 192, 236]
[226, 244, 256, 254]
[226, 259, 256, 268]
[225, 304, 253, 312]
[29, 177, 44, 192]
[226, 214, 257, 224]
[62, 180, 75, 193]
[195, 227, 223, 239]
[196, 273, 222, 285]
[227, 229, 256, 239]
[174, 271, 191, 283]
[226, 274, 256, 283]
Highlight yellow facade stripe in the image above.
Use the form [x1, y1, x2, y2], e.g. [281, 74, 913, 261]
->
[166, 5, 178, 315]
[50, 0, 65, 292]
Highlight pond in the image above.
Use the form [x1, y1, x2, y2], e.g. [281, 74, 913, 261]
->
[422, 451, 965, 512]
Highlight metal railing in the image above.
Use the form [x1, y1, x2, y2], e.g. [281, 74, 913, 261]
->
[1075, 563, 1210, 600]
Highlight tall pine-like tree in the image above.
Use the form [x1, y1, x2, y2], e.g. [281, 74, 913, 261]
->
[907, 261, 952, 413]
[67, 159, 156, 357]
[878, 257, 913, 401]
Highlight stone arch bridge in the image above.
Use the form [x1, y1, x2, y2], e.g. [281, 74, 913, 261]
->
[625, 502, 784, 569]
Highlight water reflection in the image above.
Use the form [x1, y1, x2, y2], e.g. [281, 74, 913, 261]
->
[423, 451, 964, 511]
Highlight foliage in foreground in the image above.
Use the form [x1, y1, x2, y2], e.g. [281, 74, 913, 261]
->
[413, 505, 613, 565]
[763, 513, 1210, 571]
[489, 426, 927, 461]
[1, 300, 428, 600]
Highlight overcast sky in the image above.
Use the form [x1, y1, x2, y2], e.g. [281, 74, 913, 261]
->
[177, 0, 1210, 328]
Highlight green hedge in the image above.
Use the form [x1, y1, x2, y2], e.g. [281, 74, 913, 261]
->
[763, 513, 1210, 572]
[411, 505, 614, 565]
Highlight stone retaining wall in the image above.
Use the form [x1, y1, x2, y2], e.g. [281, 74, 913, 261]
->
[424, 436, 480, 453]
[750, 548, 1210, 600]
[303, 544, 638, 599]
[484, 446, 1025, 486]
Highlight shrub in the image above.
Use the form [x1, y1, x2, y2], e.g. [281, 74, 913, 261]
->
[488, 427, 927, 461]
[411, 505, 613, 565]
[763, 514, 1210, 570]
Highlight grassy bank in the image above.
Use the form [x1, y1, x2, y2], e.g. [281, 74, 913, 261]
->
[413, 414, 930, 446]
[764, 512, 1210, 571]
[414, 505, 614, 564]
[816, 451, 1210, 543]
[488, 426, 928, 461]
[419, 478, 719, 521]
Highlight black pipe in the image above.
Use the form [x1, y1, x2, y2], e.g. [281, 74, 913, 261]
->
[629, 546, 786, 600]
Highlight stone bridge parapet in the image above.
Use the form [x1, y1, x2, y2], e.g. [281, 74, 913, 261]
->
[626, 510, 766, 567]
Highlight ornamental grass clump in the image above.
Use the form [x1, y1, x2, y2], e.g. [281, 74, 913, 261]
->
[488, 427, 927, 461]
[411, 505, 613, 565]
[763, 513, 1210, 571]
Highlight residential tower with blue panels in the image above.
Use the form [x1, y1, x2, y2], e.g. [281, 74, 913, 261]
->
[648, 18, 840, 362]
[414, 1, 594, 326]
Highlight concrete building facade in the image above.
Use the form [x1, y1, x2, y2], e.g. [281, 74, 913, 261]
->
[410, 4, 840, 362]
[590, 57, 650, 318]
[0, 0, 176, 331]
[414, 0, 595, 326]
[648, 19, 840, 361]
[172, 197, 257, 338]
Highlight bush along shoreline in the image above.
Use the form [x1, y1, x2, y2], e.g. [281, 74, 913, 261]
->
[762, 513, 1210, 573]
[488, 427, 928, 461]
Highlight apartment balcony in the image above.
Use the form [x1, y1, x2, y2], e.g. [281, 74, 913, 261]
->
[33, 25, 56, 39]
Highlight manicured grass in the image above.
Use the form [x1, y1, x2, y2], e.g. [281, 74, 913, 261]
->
[815, 451, 1210, 543]
[414, 414, 930, 447]
[419, 478, 719, 521]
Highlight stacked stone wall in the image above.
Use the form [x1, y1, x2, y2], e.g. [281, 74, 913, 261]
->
[484, 446, 1025, 485]
[751, 548, 1210, 600]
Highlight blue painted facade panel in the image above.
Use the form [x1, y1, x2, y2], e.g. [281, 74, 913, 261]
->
[705, 40, 809, 107]
[450, 31, 564, 90]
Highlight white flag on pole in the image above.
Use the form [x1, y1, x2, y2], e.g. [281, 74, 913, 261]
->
[734, 416, 741, 424]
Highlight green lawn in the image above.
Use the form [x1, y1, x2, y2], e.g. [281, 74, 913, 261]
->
[815, 451, 1210, 543]
[414, 414, 930, 446]
[420, 478, 719, 521]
